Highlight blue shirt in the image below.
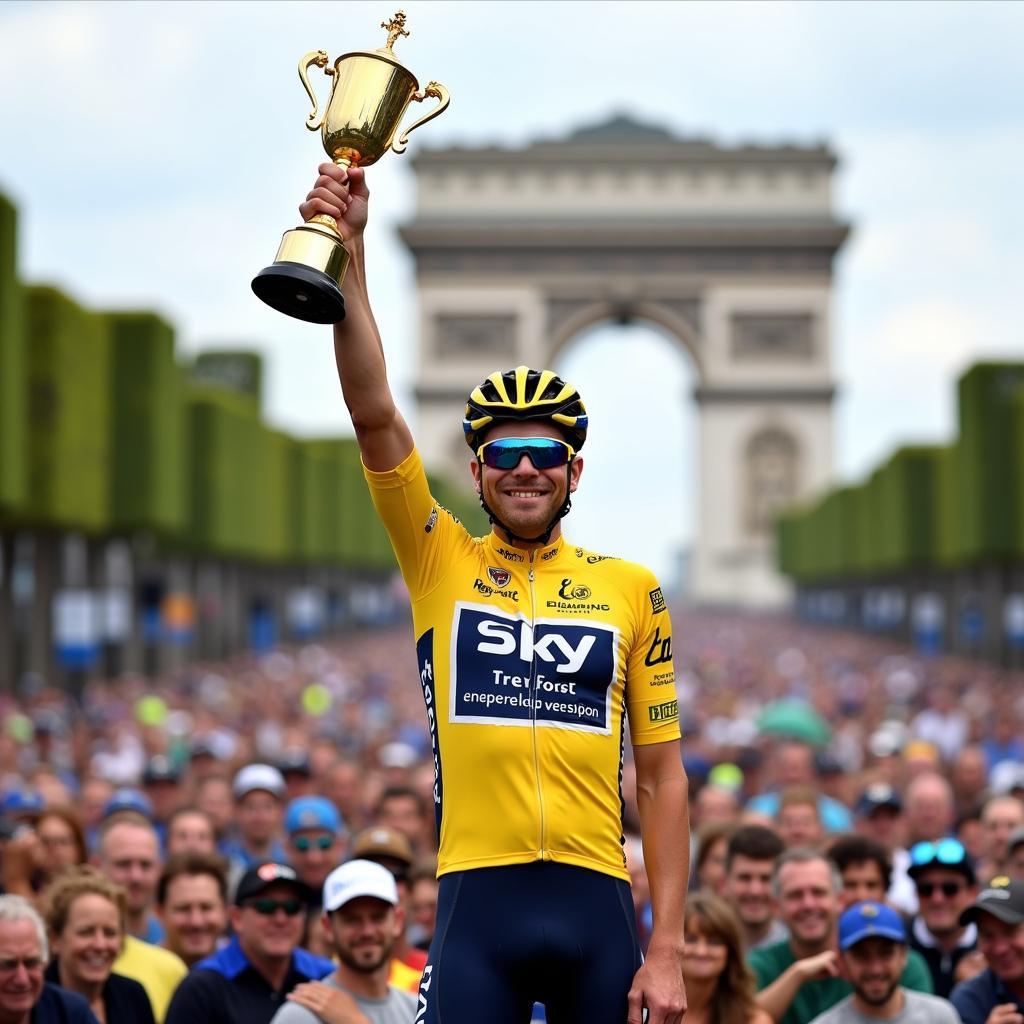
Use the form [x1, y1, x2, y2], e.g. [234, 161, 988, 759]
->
[951, 967, 1024, 1024]
[165, 935, 333, 1024]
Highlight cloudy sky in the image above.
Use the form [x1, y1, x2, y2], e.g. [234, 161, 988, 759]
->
[1, 1, 1022, 586]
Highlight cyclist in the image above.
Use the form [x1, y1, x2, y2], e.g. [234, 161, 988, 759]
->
[298, 162, 689, 1024]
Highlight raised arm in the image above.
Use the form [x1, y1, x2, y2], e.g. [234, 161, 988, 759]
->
[299, 162, 414, 471]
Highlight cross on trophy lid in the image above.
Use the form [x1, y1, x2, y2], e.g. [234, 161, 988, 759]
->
[380, 10, 410, 52]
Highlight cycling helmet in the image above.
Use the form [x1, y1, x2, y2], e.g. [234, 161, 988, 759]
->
[463, 366, 588, 452]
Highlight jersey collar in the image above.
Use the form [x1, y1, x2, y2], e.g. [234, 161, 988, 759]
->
[485, 532, 564, 564]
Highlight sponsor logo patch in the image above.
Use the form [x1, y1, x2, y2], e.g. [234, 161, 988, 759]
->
[644, 626, 673, 667]
[496, 546, 524, 563]
[648, 699, 679, 723]
[649, 587, 666, 614]
[424, 508, 438, 533]
[487, 566, 512, 589]
[473, 578, 519, 601]
[559, 578, 592, 601]
[450, 603, 618, 733]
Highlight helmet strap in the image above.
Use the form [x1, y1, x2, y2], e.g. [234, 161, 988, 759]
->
[477, 463, 573, 547]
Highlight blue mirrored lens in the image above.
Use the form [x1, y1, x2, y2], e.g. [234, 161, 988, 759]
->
[910, 838, 966, 866]
[479, 438, 571, 470]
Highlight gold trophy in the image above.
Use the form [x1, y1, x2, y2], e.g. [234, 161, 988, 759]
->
[252, 11, 450, 324]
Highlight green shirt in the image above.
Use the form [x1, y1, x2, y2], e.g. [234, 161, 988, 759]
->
[748, 941, 934, 1024]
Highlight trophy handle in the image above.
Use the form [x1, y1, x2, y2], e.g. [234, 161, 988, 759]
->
[299, 50, 332, 131]
[392, 81, 450, 154]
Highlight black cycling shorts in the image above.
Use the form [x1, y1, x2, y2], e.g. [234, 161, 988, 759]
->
[415, 861, 642, 1024]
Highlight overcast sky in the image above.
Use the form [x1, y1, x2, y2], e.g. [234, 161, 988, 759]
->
[1, 1, 1022, 586]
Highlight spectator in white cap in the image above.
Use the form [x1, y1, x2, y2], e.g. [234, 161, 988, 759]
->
[223, 766, 288, 890]
[270, 860, 416, 1024]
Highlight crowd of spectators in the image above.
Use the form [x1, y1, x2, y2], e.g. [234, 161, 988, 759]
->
[0, 609, 1023, 1023]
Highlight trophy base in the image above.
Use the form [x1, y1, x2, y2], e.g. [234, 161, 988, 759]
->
[252, 220, 351, 324]
[252, 262, 347, 324]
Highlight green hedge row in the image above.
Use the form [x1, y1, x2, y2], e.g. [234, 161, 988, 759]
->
[0, 189, 484, 566]
[779, 363, 1024, 583]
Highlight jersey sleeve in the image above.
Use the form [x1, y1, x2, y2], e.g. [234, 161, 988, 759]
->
[363, 446, 471, 601]
[624, 571, 681, 745]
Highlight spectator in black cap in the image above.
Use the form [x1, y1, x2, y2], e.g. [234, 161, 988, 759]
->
[951, 877, 1024, 1024]
[855, 784, 916, 914]
[277, 752, 315, 804]
[164, 862, 333, 1024]
[906, 838, 981, 997]
[142, 756, 184, 848]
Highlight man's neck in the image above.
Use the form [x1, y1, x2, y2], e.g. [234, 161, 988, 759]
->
[243, 836, 274, 857]
[790, 933, 833, 960]
[242, 942, 291, 992]
[335, 960, 390, 999]
[744, 918, 774, 946]
[492, 525, 562, 555]
[853, 988, 905, 1020]
[127, 908, 148, 938]
[1003, 974, 1024, 1000]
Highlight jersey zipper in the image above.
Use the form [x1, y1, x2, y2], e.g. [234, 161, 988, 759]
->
[527, 550, 548, 860]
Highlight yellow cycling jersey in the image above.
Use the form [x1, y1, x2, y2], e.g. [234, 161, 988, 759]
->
[364, 447, 680, 882]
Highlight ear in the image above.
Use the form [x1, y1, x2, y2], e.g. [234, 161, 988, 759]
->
[392, 904, 406, 939]
[228, 906, 243, 934]
[320, 913, 334, 945]
[470, 459, 481, 492]
[569, 456, 584, 493]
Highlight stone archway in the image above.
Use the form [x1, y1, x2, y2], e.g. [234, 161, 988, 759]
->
[401, 115, 849, 607]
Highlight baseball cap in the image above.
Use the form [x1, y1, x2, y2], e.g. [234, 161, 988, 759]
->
[0, 790, 44, 818]
[960, 877, 1024, 927]
[278, 750, 312, 777]
[233, 764, 286, 800]
[856, 783, 903, 817]
[351, 826, 414, 866]
[285, 796, 342, 836]
[143, 755, 180, 785]
[838, 901, 906, 950]
[990, 762, 1024, 797]
[235, 862, 314, 906]
[323, 859, 399, 913]
[102, 788, 154, 820]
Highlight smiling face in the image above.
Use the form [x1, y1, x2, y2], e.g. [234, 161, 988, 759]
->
[0, 919, 45, 1018]
[776, 858, 838, 951]
[324, 896, 403, 975]
[470, 421, 583, 546]
[53, 893, 122, 992]
[842, 937, 907, 1008]
[160, 873, 228, 966]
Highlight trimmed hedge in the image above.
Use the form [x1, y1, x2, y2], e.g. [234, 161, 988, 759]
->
[0, 195, 26, 515]
[23, 286, 111, 531]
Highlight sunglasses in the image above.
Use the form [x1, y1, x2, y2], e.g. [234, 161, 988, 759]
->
[910, 839, 967, 868]
[292, 835, 334, 853]
[246, 898, 304, 916]
[0, 956, 43, 973]
[477, 437, 575, 471]
[917, 880, 966, 899]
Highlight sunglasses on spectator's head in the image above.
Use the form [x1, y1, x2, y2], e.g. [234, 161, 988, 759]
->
[477, 437, 574, 471]
[292, 835, 334, 853]
[910, 838, 966, 868]
[916, 880, 965, 899]
[246, 898, 304, 916]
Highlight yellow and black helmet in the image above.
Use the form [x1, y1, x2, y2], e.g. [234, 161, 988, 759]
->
[463, 366, 588, 452]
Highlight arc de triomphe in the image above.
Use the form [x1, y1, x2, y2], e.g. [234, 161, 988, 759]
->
[399, 116, 849, 607]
